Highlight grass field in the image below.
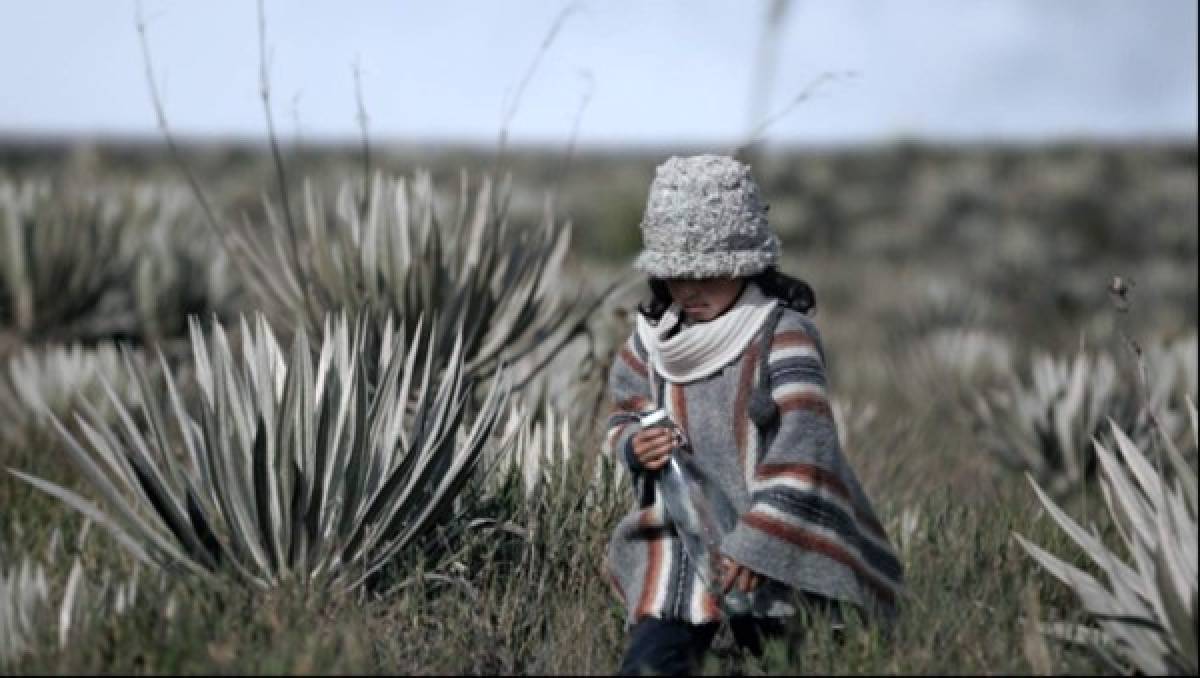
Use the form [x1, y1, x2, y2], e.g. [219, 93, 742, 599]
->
[1, 139, 1195, 674]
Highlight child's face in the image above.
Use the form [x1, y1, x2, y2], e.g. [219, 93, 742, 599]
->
[664, 276, 746, 322]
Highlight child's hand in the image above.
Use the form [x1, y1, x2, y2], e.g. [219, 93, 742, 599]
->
[631, 427, 675, 470]
[719, 555, 761, 594]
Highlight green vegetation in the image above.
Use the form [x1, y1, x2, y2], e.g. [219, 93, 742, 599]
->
[1015, 404, 1197, 675]
[0, 140, 1195, 674]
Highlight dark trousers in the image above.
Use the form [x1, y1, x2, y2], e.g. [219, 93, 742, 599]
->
[617, 616, 785, 676]
[617, 595, 845, 676]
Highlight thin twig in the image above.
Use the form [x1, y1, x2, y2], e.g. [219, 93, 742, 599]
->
[135, 0, 270, 304]
[352, 56, 372, 218]
[744, 0, 791, 155]
[1106, 273, 1175, 495]
[256, 0, 317, 328]
[290, 91, 305, 148]
[258, 0, 298, 255]
[1117, 332, 1161, 463]
[134, 1, 222, 241]
[551, 69, 594, 207]
[731, 70, 858, 156]
[496, 2, 581, 159]
[488, 1, 582, 217]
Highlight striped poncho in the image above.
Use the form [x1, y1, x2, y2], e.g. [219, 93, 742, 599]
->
[603, 302, 904, 626]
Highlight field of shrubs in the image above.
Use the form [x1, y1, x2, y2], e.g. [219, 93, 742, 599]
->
[0, 138, 1195, 674]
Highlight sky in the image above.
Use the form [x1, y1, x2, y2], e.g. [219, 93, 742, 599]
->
[0, 0, 1196, 147]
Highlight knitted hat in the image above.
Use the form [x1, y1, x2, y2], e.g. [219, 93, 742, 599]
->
[634, 154, 780, 279]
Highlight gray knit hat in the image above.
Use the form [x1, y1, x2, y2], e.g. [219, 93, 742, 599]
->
[633, 154, 780, 279]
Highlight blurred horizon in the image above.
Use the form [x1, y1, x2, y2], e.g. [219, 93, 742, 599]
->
[1, 0, 1196, 148]
[4, 130, 1197, 153]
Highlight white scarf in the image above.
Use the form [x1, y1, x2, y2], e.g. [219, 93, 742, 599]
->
[636, 282, 778, 384]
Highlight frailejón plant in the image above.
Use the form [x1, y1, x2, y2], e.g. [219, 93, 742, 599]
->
[132, 185, 237, 342]
[12, 312, 514, 592]
[227, 171, 577, 380]
[1014, 399, 1198, 675]
[1, 527, 162, 667]
[1, 343, 141, 445]
[971, 350, 1152, 497]
[0, 181, 144, 342]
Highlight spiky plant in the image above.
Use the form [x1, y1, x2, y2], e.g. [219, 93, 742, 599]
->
[132, 186, 238, 343]
[969, 349, 1163, 498]
[887, 505, 922, 562]
[485, 398, 626, 507]
[1167, 335, 1198, 401]
[831, 397, 879, 459]
[11, 312, 514, 593]
[0, 180, 147, 342]
[884, 279, 1011, 403]
[887, 278, 996, 341]
[0, 552, 48, 666]
[1, 343, 143, 446]
[1, 526, 166, 668]
[1014, 399, 1198, 675]
[227, 171, 578, 381]
[1139, 333, 1199, 449]
[906, 328, 1014, 386]
[486, 400, 572, 504]
[510, 295, 634, 438]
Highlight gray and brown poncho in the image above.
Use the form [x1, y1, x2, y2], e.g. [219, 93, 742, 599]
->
[603, 295, 904, 627]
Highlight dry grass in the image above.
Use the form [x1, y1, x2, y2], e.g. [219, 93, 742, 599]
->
[1, 141, 1195, 674]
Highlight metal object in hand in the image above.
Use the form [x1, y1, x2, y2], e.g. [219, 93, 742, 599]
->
[638, 409, 793, 619]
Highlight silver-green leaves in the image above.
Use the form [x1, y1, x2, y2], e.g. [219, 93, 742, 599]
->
[970, 349, 1181, 498]
[132, 185, 237, 342]
[12, 312, 514, 592]
[229, 171, 576, 380]
[0, 181, 142, 341]
[0, 180, 231, 344]
[0, 554, 49, 666]
[972, 340, 1197, 498]
[1015, 399, 1198, 675]
[1, 343, 142, 446]
[1, 526, 161, 668]
[971, 350, 1122, 497]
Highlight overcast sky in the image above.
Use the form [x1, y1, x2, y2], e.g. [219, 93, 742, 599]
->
[0, 1, 1196, 146]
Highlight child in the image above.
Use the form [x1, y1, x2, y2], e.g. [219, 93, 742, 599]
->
[604, 155, 904, 675]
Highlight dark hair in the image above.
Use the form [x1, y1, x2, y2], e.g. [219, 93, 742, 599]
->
[637, 267, 817, 321]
